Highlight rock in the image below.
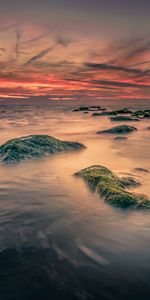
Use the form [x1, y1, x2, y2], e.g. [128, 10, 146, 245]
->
[97, 125, 137, 134]
[78, 107, 89, 111]
[116, 108, 132, 114]
[72, 109, 80, 112]
[0, 135, 85, 164]
[132, 110, 144, 117]
[114, 136, 127, 140]
[110, 116, 140, 122]
[75, 165, 150, 209]
[92, 111, 117, 117]
[134, 168, 149, 173]
[143, 112, 150, 118]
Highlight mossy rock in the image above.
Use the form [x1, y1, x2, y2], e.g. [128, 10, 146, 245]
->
[97, 125, 137, 134]
[0, 135, 85, 164]
[110, 116, 140, 122]
[75, 165, 150, 209]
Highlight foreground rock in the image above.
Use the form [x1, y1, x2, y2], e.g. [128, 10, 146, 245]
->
[0, 135, 85, 164]
[110, 116, 140, 122]
[75, 165, 150, 209]
[97, 125, 137, 134]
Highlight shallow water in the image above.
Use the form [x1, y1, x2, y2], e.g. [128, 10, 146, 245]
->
[0, 104, 150, 300]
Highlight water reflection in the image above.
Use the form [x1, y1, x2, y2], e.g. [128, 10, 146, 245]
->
[0, 105, 150, 299]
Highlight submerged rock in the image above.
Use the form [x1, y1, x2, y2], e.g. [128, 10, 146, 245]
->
[0, 135, 85, 164]
[114, 136, 127, 140]
[97, 125, 137, 134]
[110, 116, 140, 122]
[75, 165, 150, 209]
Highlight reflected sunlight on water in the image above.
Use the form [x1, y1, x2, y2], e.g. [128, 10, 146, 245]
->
[0, 104, 150, 300]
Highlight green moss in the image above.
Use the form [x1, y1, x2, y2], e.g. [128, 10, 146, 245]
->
[75, 165, 150, 209]
[0, 135, 85, 164]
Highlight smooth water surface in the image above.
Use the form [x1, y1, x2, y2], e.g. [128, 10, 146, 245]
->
[0, 104, 150, 300]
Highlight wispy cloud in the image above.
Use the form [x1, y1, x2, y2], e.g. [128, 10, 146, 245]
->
[22, 45, 55, 68]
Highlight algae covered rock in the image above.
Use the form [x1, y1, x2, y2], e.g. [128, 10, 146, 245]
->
[75, 165, 150, 209]
[0, 135, 85, 164]
[97, 125, 137, 134]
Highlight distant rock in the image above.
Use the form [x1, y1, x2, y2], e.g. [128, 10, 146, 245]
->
[132, 110, 150, 118]
[134, 168, 149, 173]
[116, 108, 132, 114]
[132, 110, 144, 117]
[72, 108, 80, 112]
[75, 165, 150, 209]
[0, 135, 85, 164]
[110, 116, 140, 122]
[143, 112, 150, 118]
[92, 111, 117, 117]
[97, 125, 137, 134]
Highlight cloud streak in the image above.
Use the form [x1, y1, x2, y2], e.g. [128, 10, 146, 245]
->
[22, 45, 55, 68]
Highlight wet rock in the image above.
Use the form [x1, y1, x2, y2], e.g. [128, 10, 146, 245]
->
[116, 108, 132, 114]
[75, 165, 150, 209]
[0, 135, 85, 164]
[143, 112, 150, 118]
[134, 168, 149, 173]
[132, 110, 144, 117]
[72, 109, 80, 112]
[110, 116, 140, 122]
[97, 125, 137, 134]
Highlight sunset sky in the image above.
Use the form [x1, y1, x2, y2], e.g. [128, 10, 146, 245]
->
[0, 0, 150, 101]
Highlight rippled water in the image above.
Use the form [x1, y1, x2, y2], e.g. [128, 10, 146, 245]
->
[0, 104, 150, 300]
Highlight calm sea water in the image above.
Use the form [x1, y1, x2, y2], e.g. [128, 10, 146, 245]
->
[0, 103, 150, 300]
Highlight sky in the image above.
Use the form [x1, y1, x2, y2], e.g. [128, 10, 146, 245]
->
[0, 0, 150, 102]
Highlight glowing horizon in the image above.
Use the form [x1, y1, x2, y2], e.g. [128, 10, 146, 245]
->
[0, 0, 150, 101]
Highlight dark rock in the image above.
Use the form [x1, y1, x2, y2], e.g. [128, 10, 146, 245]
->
[78, 107, 89, 111]
[110, 116, 140, 122]
[75, 165, 150, 209]
[132, 110, 144, 117]
[116, 108, 132, 114]
[72, 109, 80, 112]
[143, 112, 150, 118]
[0, 135, 85, 164]
[97, 125, 137, 134]
[134, 168, 149, 173]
